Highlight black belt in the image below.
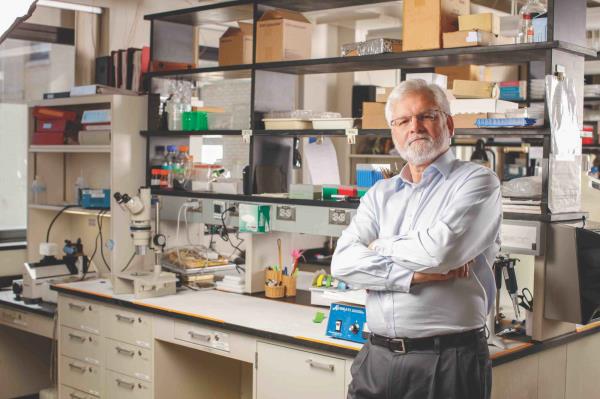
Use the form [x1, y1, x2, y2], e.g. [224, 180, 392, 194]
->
[370, 328, 485, 354]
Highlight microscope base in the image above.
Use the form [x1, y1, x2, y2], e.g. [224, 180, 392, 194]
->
[112, 270, 177, 299]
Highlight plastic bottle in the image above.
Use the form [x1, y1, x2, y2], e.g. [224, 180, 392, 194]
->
[74, 170, 86, 206]
[163, 145, 178, 189]
[518, 0, 547, 43]
[174, 145, 193, 190]
[31, 175, 47, 204]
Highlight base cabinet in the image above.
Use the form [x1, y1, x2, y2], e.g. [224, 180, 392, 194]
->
[255, 341, 349, 399]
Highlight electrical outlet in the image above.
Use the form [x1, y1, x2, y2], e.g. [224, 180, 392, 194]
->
[329, 209, 350, 226]
[188, 199, 202, 213]
[276, 205, 296, 221]
[229, 202, 239, 217]
[213, 200, 226, 219]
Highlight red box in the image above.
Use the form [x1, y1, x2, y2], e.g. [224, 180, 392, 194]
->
[338, 186, 357, 197]
[32, 131, 64, 145]
[37, 118, 67, 132]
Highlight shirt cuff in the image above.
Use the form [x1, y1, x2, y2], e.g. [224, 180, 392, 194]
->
[386, 262, 413, 293]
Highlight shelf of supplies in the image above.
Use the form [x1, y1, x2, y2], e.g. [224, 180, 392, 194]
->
[151, 189, 359, 209]
[141, 130, 243, 137]
[28, 95, 115, 107]
[144, 0, 253, 25]
[145, 65, 253, 80]
[454, 128, 548, 138]
[250, 128, 547, 138]
[28, 204, 111, 218]
[254, 41, 595, 75]
[29, 145, 111, 153]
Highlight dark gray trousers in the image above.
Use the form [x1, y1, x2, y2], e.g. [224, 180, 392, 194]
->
[348, 332, 491, 399]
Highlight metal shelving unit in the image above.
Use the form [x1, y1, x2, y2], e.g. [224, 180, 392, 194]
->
[142, 0, 590, 221]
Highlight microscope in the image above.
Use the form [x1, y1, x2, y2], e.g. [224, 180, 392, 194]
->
[112, 187, 177, 299]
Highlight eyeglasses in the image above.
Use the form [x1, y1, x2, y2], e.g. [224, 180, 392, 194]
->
[390, 109, 446, 128]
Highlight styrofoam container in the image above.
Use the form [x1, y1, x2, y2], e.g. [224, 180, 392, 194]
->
[263, 118, 312, 130]
[311, 118, 355, 129]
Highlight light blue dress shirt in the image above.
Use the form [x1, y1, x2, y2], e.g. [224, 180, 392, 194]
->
[331, 149, 502, 338]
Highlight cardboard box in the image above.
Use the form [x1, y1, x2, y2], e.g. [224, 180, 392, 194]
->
[403, 0, 470, 51]
[452, 113, 488, 128]
[362, 102, 388, 129]
[256, 9, 312, 62]
[405, 73, 448, 89]
[443, 30, 494, 48]
[452, 80, 498, 98]
[482, 65, 520, 82]
[218, 22, 253, 66]
[458, 13, 500, 34]
[435, 65, 480, 88]
[450, 99, 519, 115]
[375, 87, 393, 103]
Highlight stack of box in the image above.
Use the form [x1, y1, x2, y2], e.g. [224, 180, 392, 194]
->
[443, 12, 513, 48]
[582, 125, 594, 145]
[356, 164, 386, 188]
[498, 81, 527, 101]
[32, 107, 77, 145]
[79, 109, 111, 145]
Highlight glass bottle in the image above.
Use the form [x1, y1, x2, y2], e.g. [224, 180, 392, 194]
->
[31, 175, 47, 205]
[149, 145, 166, 177]
[518, 0, 547, 43]
[163, 145, 178, 189]
[174, 145, 193, 190]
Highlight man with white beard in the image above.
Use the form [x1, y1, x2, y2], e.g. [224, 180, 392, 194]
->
[331, 79, 502, 399]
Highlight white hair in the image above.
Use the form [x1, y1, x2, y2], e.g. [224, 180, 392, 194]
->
[384, 79, 451, 126]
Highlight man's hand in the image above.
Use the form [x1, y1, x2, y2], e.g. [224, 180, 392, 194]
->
[411, 260, 474, 286]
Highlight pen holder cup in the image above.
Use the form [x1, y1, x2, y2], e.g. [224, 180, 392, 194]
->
[265, 269, 283, 282]
[264, 284, 285, 298]
[282, 275, 297, 297]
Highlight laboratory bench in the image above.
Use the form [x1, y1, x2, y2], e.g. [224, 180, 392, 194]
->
[7, 278, 588, 399]
[1, 279, 600, 398]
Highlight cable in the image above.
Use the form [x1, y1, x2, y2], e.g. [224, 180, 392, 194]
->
[98, 208, 110, 272]
[46, 205, 77, 243]
[219, 207, 245, 259]
[120, 251, 137, 273]
[81, 209, 105, 280]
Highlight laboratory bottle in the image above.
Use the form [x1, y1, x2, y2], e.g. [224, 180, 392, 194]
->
[74, 171, 86, 206]
[518, 0, 547, 43]
[149, 145, 166, 177]
[163, 145, 178, 189]
[174, 145, 193, 189]
[31, 175, 47, 205]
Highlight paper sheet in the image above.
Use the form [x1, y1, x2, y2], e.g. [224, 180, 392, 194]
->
[303, 137, 341, 185]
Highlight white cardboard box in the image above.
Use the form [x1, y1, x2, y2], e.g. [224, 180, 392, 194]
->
[450, 99, 519, 115]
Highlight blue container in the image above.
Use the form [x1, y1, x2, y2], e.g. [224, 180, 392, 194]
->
[80, 188, 111, 209]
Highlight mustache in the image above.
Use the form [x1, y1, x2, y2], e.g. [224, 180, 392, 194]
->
[407, 134, 433, 145]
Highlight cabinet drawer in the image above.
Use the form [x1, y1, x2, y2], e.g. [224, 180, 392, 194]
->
[60, 385, 99, 399]
[60, 356, 102, 397]
[104, 306, 152, 348]
[105, 370, 152, 399]
[59, 296, 101, 335]
[60, 326, 103, 366]
[105, 338, 152, 382]
[174, 320, 230, 352]
[256, 342, 346, 399]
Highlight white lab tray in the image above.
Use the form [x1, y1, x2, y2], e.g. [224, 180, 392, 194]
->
[263, 118, 312, 130]
[311, 118, 355, 129]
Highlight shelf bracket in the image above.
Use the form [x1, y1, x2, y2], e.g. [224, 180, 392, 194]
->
[345, 128, 358, 144]
[242, 129, 253, 144]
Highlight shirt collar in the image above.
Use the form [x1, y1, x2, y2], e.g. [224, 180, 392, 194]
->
[395, 149, 455, 190]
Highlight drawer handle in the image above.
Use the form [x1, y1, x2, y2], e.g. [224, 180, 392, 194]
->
[116, 346, 135, 357]
[68, 363, 87, 373]
[68, 303, 86, 312]
[69, 392, 86, 399]
[188, 331, 211, 341]
[116, 314, 135, 324]
[68, 333, 86, 342]
[116, 378, 135, 390]
[306, 359, 335, 372]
